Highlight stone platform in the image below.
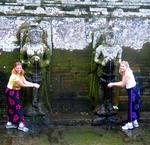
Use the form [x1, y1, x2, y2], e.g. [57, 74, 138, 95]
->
[0, 111, 150, 145]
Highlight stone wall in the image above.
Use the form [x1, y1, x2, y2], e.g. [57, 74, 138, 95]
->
[0, 0, 149, 51]
[0, 0, 150, 112]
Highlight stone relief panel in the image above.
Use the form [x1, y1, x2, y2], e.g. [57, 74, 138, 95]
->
[52, 18, 88, 50]
[90, 18, 150, 50]
[115, 18, 150, 49]
[0, 17, 149, 52]
[0, 17, 24, 52]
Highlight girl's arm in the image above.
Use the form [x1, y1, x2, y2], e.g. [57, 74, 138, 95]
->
[108, 75, 129, 88]
[16, 77, 40, 88]
[23, 78, 34, 87]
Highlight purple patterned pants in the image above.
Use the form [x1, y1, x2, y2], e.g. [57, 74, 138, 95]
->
[5, 87, 25, 125]
[127, 86, 140, 122]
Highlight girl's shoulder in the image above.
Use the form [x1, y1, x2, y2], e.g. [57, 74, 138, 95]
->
[11, 73, 24, 80]
[126, 69, 134, 77]
[10, 73, 17, 78]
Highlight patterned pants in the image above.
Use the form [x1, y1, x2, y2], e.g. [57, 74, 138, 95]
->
[127, 86, 140, 122]
[5, 87, 25, 125]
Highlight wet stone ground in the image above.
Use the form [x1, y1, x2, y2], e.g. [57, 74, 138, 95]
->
[0, 114, 150, 145]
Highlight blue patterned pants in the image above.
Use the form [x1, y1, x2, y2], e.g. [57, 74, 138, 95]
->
[127, 86, 140, 122]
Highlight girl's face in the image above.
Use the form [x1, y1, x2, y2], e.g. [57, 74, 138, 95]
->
[119, 63, 127, 74]
[15, 65, 23, 74]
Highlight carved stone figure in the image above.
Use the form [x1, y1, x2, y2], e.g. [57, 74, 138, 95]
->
[20, 21, 51, 68]
[94, 31, 122, 115]
[18, 20, 52, 116]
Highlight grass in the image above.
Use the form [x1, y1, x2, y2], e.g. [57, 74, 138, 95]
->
[49, 125, 150, 145]
[0, 124, 150, 145]
[63, 127, 124, 145]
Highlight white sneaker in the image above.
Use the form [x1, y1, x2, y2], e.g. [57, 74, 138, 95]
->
[133, 120, 139, 128]
[113, 106, 119, 110]
[18, 122, 29, 132]
[122, 122, 133, 130]
[6, 122, 17, 129]
[18, 126, 29, 132]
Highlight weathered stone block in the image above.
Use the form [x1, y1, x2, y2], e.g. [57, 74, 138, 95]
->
[17, 0, 41, 5]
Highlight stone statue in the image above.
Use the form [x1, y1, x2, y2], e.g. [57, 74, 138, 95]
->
[19, 20, 52, 116]
[94, 31, 122, 115]
[20, 21, 51, 68]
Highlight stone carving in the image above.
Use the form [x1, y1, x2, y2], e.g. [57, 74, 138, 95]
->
[20, 21, 51, 68]
[19, 20, 52, 116]
[94, 30, 122, 115]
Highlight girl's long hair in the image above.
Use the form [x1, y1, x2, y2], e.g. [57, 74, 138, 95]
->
[119, 61, 131, 75]
[12, 62, 25, 76]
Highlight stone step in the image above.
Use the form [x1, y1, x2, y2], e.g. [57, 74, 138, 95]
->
[1, 111, 150, 125]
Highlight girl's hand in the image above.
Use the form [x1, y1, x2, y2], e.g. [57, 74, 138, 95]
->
[107, 83, 113, 88]
[33, 83, 40, 88]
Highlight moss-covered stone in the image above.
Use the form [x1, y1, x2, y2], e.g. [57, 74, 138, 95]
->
[0, 49, 20, 72]
[0, 42, 150, 112]
[51, 48, 91, 96]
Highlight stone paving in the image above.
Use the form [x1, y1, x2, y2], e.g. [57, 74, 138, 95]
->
[0, 111, 149, 145]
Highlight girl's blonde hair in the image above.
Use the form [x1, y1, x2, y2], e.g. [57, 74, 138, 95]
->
[119, 60, 130, 74]
[12, 62, 25, 76]
[120, 61, 129, 68]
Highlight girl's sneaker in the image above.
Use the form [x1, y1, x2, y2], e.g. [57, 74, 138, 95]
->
[113, 106, 119, 110]
[18, 126, 29, 132]
[18, 122, 29, 132]
[122, 122, 133, 130]
[6, 122, 17, 129]
[133, 120, 139, 128]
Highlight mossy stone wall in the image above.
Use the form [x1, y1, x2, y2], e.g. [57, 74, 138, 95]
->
[119, 43, 150, 111]
[50, 48, 92, 112]
[0, 43, 150, 112]
[0, 0, 149, 113]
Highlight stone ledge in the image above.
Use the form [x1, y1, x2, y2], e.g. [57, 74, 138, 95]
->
[51, 111, 150, 126]
[0, 6, 149, 18]
[1, 112, 150, 126]
[0, 1, 150, 7]
[120, 95, 150, 101]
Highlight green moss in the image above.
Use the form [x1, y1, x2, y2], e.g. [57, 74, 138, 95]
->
[1, 42, 150, 111]
[123, 43, 150, 63]
[50, 48, 93, 101]
[53, 0, 62, 5]
[123, 42, 150, 75]
[63, 128, 123, 145]
[24, 6, 37, 10]
[0, 49, 20, 72]
[52, 48, 91, 74]
[61, 5, 76, 11]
